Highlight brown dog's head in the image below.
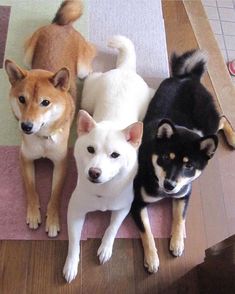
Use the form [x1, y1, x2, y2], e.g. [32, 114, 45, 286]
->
[5, 59, 71, 136]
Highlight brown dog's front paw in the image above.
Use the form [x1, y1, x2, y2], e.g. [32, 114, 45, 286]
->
[26, 205, 41, 229]
[46, 210, 60, 237]
[144, 250, 160, 273]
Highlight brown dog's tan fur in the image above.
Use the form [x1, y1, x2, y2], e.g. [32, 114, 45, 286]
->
[4, 0, 96, 237]
[24, 0, 96, 99]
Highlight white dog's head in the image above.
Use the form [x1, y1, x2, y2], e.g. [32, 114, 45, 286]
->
[74, 110, 143, 185]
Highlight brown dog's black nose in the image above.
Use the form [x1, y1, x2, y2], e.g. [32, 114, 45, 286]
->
[88, 167, 102, 180]
[21, 122, 33, 134]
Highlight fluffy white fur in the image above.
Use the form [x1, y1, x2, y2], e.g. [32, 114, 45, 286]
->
[63, 35, 154, 283]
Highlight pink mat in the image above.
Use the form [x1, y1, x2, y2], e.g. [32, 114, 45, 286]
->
[0, 147, 172, 240]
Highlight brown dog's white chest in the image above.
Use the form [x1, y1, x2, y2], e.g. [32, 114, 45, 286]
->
[21, 131, 67, 161]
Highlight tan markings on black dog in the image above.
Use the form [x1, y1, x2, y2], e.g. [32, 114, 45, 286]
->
[170, 152, 175, 160]
[183, 156, 189, 163]
[140, 207, 159, 273]
[170, 199, 186, 257]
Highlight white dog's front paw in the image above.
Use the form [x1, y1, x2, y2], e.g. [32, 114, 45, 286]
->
[97, 242, 113, 264]
[63, 257, 79, 283]
[144, 250, 160, 273]
[170, 235, 184, 257]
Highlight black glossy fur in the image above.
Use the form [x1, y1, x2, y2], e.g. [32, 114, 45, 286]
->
[131, 50, 220, 233]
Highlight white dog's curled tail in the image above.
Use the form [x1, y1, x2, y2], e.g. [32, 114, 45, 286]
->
[108, 35, 136, 71]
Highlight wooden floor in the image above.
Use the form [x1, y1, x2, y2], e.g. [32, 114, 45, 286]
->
[0, 1, 234, 293]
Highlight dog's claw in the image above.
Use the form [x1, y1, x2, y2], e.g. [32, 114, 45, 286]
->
[170, 236, 184, 257]
[26, 206, 41, 229]
[97, 242, 113, 264]
[63, 258, 79, 283]
[144, 251, 159, 273]
[46, 210, 60, 237]
[46, 224, 60, 238]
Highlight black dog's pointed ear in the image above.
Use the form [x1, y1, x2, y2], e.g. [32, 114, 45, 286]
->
[199, 135, 218, 158]
[156, 119, 176, 139]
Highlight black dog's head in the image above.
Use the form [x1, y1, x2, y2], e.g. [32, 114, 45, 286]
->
[152, 119, 218, 194]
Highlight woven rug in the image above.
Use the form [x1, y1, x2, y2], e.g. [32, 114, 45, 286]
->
[0, 0, 170, 240]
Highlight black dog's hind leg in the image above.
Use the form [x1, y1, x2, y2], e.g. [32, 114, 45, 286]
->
[170, 195, 190, 257]
[131, 201, 159, 273]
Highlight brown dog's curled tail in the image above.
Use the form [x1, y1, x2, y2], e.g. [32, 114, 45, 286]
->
[52, 0, 83, 25]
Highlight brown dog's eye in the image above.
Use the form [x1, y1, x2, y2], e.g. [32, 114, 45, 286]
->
[18, 96, 25, 104]
[111, 152, 120, 158]
[41, 100, 50, 107]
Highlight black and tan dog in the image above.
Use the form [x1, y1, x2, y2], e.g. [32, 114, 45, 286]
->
[131, 50, 220, 273]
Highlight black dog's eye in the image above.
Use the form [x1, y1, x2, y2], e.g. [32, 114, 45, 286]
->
[111, 152, 120, 158]
[161, 154, 170, 161]
[18, 96, 26, 104]
[87, 146, 95, 154]
[40, 100, 50, 107]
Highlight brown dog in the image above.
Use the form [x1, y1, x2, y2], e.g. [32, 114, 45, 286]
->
[4, 0, 96, 237]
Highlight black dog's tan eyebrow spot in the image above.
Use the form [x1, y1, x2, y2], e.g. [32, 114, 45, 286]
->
[183, 157, 189, 163]
[170, 153, 175, 160]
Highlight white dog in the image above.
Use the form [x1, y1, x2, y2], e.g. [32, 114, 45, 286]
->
[63, 35, 154, 283]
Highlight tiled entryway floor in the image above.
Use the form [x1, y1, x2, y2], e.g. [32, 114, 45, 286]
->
[202, 0, 235, 82]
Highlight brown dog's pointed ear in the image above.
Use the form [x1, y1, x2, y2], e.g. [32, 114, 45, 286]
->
[77, 110, 96, 137]
[51, 67, 70, 91]
[5, 59, 26, 85]
[123, 121, 143, 148]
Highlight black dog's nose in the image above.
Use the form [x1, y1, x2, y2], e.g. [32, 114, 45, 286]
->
[88, 168, 102, 180]
[21, 122, 33, 133]
[164, 179, 176, 191]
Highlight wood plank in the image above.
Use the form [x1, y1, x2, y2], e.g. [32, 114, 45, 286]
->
[82, 239, 135, 293]
[26, 240, 81, 294]
[0, 241, 29, 294]
[184, 0, 235, 128]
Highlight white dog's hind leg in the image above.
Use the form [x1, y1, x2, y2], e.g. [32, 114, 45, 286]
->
[63, 210, 85, 283]
[97, 205, 131, 264]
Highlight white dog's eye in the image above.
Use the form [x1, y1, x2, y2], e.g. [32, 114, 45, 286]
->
[111, 152, 120, 158]
[87, 146, 95, 154]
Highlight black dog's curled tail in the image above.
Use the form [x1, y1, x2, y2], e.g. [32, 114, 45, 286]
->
[171, 50, 207, 80]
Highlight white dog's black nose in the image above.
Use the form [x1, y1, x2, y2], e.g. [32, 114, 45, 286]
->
[164, 179, 176, 191]
[89, 167, 102, 180]
[21, 122, 33, 134]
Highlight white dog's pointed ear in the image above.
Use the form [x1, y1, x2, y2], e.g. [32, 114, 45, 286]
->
[199, 135, 218, 158]
[50, 67, 70, 91]
[123, 121, 143, 148]
[77, 110, 96, 136]
[5, 59, 27, 85]
[156, 119, 175, 139]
